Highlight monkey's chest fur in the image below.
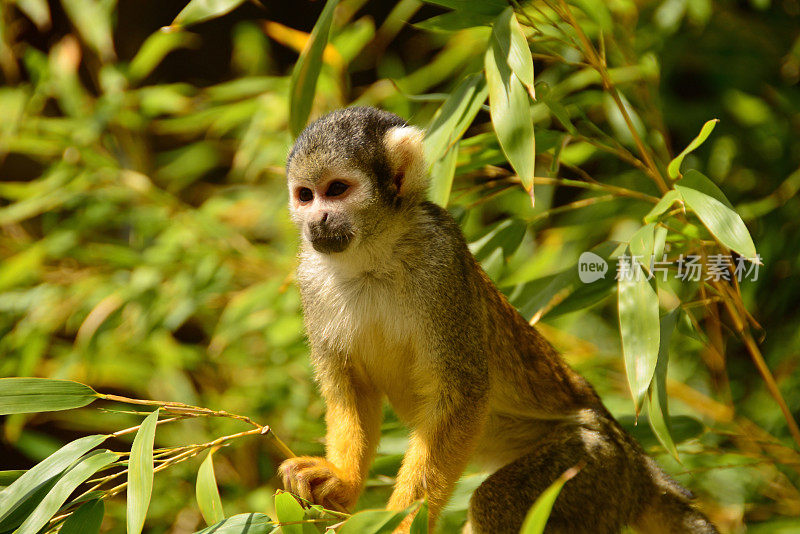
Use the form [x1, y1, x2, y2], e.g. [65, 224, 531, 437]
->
[298, 251, 430, 422]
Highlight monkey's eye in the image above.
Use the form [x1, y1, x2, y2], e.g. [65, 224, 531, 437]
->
[325, 181, 349, 197]
[297, 188, 314, 202]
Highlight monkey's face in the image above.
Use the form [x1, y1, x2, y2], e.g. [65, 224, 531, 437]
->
[287, 165, 376, 255]
[286, 108, 429, 256]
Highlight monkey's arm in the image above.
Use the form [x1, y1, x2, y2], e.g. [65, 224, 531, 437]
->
[387, 377, 488, 527]
[280, 367, 382, 511]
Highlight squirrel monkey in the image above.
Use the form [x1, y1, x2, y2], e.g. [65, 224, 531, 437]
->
[280, 107, 718, 534]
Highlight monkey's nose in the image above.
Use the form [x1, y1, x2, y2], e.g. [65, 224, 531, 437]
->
[320, 212, 328, 223]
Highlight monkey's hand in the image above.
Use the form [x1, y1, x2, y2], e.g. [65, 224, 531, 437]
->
[278, 456, 359, 512]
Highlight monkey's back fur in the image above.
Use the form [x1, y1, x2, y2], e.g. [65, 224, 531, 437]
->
[284, 107, 718, 534]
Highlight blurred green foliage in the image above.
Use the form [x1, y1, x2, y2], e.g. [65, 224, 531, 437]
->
[0, 0, 799, 532]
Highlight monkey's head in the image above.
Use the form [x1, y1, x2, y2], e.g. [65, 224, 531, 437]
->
[286, 107, 427, 255]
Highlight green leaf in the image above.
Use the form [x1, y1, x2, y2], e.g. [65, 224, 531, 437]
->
[519, 466, 580, 534]
[59, 499, 105, 534]
[60, 0, 115, 61]
[643, 190, 681, 223]
[0, 434, 107, 524]
[667, 119, 719, 179]
[629, 223, 656, 264]
[288, 0, 339, 137]
[193, 513, 273, 534]
[128, 31, 199, 83]
[0, 470, 25, 487]
[409, 501, 429, 534]
[428, 141, 459, 207]
[16, 451, 117, 534]
[127, 409, 159, 534]
[646, 309, 680, 460]
[196, 448, 225, 526]
[485, 9, 535, 193]
[618, 246, 660, 414]
[469, 219, 527, 262]
[422, 0, 507, 16]
[675, 176, 757, 259]
[15, 0, 50, 31]
[172, 0, 248, 28]
[415, 11, 495, 32]
[491, 8, 535, 97]
[0, 378, 98, 415]
[424, 73, 488, 165]
[274, 492, 315, 534]
[337, 508, 411, 534]
[678, 169, 734, 209]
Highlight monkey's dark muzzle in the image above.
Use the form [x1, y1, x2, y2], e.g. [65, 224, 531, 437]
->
[307, 222, 353, 254]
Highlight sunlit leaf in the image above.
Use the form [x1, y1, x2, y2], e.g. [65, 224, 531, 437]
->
[491, 8, 535, 97]
[16, 451, 117, 534]
[675, 174, 757, 259]
[644, 190, 681, 223]
[425, 73, 488, 165]
[485, 9, 535, 193]
[428, 141, 458, 207]
[0, 434, 107, 524]
[15, 0, 51, 31]
[193, 513, 273, 534]
[629, 223, 656, 264]
[60, 499, 105, 534]
[678, 169, 734, 209]
[415, 11, 495, 32]
[618, 243, 660, 414]
[127, 409, 159, 534]
[61, 0, 116, 61]
[0, 378, 98, 415]
[288, 0, 339, 137]
[196, 448, 225, 526]
[519, 465, 580, 534]
[646, 308, 680, 460]
[667, 119, 719, 179]
[274, 492, 315, 534]
[409, 501, 429, 534]
[128, 31, 199, 83]
[172, 0, 248, 28]
[338, 508, 411, 534]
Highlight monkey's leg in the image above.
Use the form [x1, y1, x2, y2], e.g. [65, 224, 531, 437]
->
[280, 373, 382, 511]
[468, 423, 650, 534]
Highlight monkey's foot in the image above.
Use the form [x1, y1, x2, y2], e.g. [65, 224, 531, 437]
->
[278, 456, 358, 512]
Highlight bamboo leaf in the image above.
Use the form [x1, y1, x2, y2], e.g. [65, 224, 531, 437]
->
[491, 8, 535, 97]
[128, 31, 199, 83]
[0, 378, 98, 416]
[422, 0, 507, 16]
[485, 9, 535, 194]
[0, 434, 107, 524]
[274, 492, 315, 534]
[646, 308, 680, 460]
[196, 448, 225, 526]
[337, 509, 411, 534]
[409, 501, 429, 534]
[675, 174, 757, 259]
[288, 0, 339, 137]
[679, 169, 734, 209]
[519, 465, 580, 534]
[192, 513, 273, 534]
[60, 499, 105, 534]
[643, 190, 681, 223]
[424, 73, 488, 165]
[127, 409, 159, 534]
[16, 451, 117, 534]
[629, 223, 656, 263]
[667, 119, 719, 179]
[618, 245, 660, 414]
[428, 141, 459, 207]
[172, 0, 248, 28]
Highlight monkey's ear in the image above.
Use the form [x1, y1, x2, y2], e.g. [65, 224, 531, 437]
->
[384, 126, 427, 198]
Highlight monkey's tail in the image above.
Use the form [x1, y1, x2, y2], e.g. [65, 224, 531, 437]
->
[633, 456, 719, 534]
